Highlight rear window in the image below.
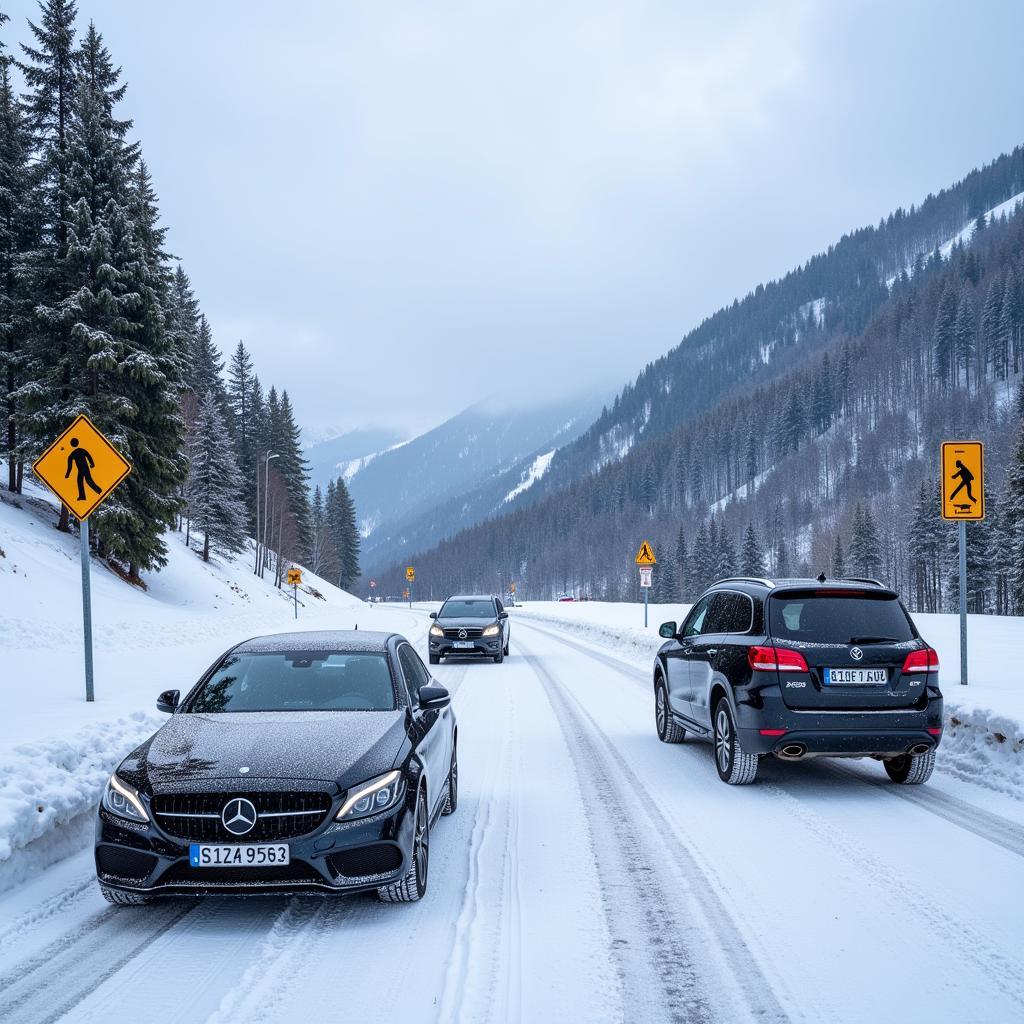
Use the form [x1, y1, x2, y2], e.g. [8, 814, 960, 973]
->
[768, 591, 916, 644]
[185, 651, 397, 713]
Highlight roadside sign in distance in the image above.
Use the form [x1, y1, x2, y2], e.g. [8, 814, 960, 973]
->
[635, 540, 656, 566]
[406, 566, 416, 582]
[287, 568, 302, 586]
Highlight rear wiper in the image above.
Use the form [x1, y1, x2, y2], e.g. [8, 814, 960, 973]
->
[848, 636, 898, 644]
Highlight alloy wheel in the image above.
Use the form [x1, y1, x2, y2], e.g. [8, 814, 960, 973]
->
[656, 687, 667, 736]
[715, 707, 732, 773]
[413, 794, 429, 890]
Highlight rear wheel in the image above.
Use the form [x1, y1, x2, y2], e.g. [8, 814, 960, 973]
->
[884, 749, 936, 785]
[377, 791, 429, 902]
[99, 884, 151, 906]
[655, 679, 685, 743]
[713, 698, 759, 785]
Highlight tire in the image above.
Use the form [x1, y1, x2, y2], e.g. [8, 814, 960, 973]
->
[655, 678, 685, 743]
[713, 698, 759, 785]
[99, 884, 151, 906]
[442, 744, 458, 815]
[493, 646, 504, 664]
[884, 749, 936, 785]
[503, 639, 510, 656]
[377, 790, 429, 903]
[429, 653, 440, 665]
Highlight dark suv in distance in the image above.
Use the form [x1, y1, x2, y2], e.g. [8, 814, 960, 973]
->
[429, 594, 511, 664]
[653, 577, 943, 786]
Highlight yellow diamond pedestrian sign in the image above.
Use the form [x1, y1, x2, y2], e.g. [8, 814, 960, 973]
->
[941, 441, 984, 521]
[635, 540, 656, 566]
[33, 415, 131, 521]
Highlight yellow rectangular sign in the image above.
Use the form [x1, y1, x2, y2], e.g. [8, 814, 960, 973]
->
[406, 566, 415, 581]
[32, 415, 131, 521]
[287, 568, 302, 586]
[941, 441, 984, 520]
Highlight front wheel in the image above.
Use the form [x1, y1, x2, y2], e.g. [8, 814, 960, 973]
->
[429, 653, 440, 665]
[713, 698, 759, 785]
[442, 744, 458, 815]
[99, 884, 151, 906]
[884, 749, 936, 785]
[493, 647, 504, 664]
[377, 791, 429, 902]
[655, 679, 685, 743]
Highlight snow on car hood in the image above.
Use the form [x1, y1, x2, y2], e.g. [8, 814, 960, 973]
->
[126, 710, 407, 790]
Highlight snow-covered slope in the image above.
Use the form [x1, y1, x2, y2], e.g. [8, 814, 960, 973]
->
[0, 482, 420, 891]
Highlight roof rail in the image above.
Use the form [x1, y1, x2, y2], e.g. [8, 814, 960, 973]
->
[717, 576, 775, 588]
[836, 576, 885, 587]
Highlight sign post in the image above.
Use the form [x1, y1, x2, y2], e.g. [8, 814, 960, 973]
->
[635, 541, 657, 628]
[287, 567, 302, 619]
[406, 566, 415, 608]
[33, 415, 132, 702]
[940, 441, 985, 686]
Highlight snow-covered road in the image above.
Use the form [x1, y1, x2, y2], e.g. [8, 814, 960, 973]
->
[1, 614, 1022, 1023]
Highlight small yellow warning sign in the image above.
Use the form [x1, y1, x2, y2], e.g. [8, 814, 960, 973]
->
[406, 566, 416, 582]
[635, 540, 657, 566]
[287, 568, 303, 586]
[941, 441, 985, 521]
[32, 415, 131, 521]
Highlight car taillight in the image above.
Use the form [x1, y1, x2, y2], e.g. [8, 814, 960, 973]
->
[748, 645, 809, 673]
[759, 728, 788, 737]
[902, 648, 939, 674]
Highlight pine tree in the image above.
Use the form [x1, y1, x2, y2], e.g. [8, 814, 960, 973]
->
[188, 314, 225, 402]
[1005, 418, 1024, 613]
[165, 265, 200, 382]
[653, 549, 679, 603]
[0, 54, 40, 492]
[982, 276, 1005, 381]
[714, 519, 737, 580]
[849, 502, 882, 579]
[675, 523, 690, 598]
[186, 392, 247, 561]
[226, 340, 256, 511]
[327, 475, 360, 591]
[953, 285, 976, 388]
[739, 522, 765, 577]
[932, 281, 957, 390]
[831, 531, 846, 578]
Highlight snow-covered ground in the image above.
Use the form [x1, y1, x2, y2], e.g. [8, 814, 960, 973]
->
[1, 491, 1023, 1022]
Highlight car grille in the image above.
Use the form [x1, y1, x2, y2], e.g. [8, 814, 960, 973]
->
[443, 627, 483, 638]
[152, 792, 332, 842]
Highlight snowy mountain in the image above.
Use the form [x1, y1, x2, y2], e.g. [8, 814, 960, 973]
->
[351, 391, 606, 573]
[305, 426, 405, 491]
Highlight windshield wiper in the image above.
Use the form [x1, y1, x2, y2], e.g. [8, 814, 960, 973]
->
[848, 636, 899, 644]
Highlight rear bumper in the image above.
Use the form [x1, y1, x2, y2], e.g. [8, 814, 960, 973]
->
[736, 688, 944, 757]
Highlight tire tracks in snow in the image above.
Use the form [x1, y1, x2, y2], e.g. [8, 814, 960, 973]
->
[518, 637, 790, 1024]
[0, 898, 199, 1024]
[436, 667, 523, 1024]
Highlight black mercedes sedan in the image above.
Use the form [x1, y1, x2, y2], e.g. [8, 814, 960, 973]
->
[428, 594, 510, 664]
[95, 630, 457, 904]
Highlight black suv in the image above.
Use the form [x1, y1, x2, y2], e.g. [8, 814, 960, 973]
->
[653, 577, 943, 785]
[428, 595, 511, 664]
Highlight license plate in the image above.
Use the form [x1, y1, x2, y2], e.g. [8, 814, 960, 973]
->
[824, 667, 887, 685]
[189, 843, 290, 867]
[452, 641, 474, 649]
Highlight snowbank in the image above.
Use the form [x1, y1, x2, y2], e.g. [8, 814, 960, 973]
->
[511, 601, 1024, 800]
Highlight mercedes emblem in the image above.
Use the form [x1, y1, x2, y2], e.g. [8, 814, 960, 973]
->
[221, 797, 258, 836]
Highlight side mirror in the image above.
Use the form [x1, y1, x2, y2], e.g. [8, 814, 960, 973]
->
[157, 688, 180, 714]
[498, 611, 508, 620]
[418, 683, 450, 710]
[659, 621, 678, 639]
[428, 611, 437, 619]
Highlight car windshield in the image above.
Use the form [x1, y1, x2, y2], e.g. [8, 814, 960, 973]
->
[185, 651, 396, 713]
[768, 591, 916, 644]
[439, 599, 495, 618]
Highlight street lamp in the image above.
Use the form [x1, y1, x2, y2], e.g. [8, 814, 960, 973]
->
[261, 451, 279, 577]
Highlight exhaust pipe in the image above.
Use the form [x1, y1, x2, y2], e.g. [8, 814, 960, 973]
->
[779, 743, 807, 760]
[909, 743, 931, 756]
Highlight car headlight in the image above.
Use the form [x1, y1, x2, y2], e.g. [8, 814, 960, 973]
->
[482, 623, 500, 637]
[101, 773, 150, 823]
[430, 624, 444, 637]
[336, 770, 406, 821]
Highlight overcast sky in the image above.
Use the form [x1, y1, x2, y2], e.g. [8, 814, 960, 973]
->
[6, 1, 1024, 439]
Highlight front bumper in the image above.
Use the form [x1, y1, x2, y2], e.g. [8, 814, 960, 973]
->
[736, 686, 944, 757]
[95, 791, 416, 897]
[429, 635, 501, 658]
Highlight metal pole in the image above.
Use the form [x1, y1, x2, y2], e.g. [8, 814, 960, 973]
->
[294, 582, 298, 619]
[959, 519, 967, 685]
[261, 454, 271, 577]
[644, 585, 648, 629]
[254, 456, 260, 574]
[80, 518, 95, 702]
